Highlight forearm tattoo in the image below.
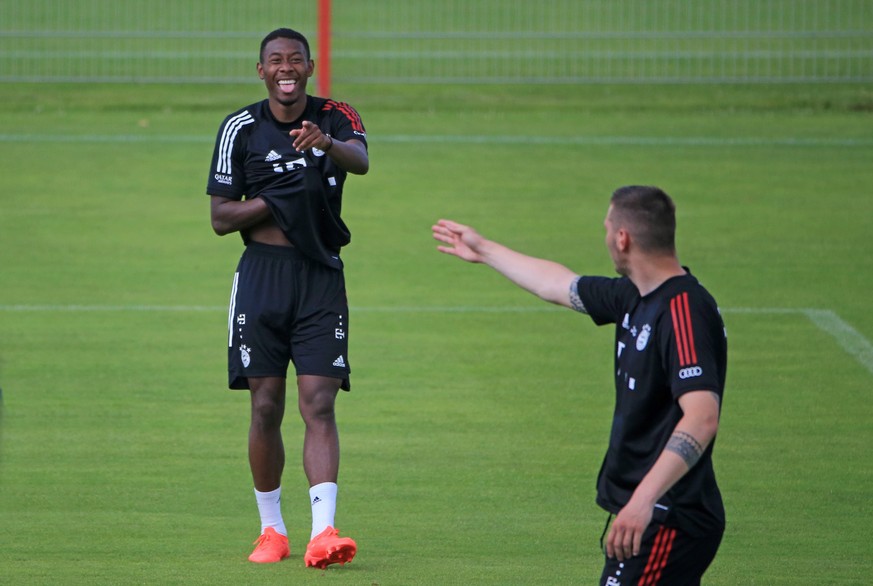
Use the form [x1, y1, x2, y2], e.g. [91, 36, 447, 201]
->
[666, 431, 705, 469]
[570, 276, 587, 313]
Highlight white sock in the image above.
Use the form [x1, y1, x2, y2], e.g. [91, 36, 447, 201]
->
[309, 482, 338, 539]
[254, 487, 287, 537]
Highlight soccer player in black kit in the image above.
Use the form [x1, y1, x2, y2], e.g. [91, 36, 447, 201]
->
[206, 28, 368, 568]
[432, 186, 727, 585]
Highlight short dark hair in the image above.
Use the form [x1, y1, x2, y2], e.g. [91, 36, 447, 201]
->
[260, 28, 311, 62]
[610, 185, 676, 253]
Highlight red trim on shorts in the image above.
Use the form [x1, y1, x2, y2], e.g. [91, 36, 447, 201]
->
[638, 526, 677, 586]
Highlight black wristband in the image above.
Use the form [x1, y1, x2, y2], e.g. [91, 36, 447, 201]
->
[323, 134, 334, 152]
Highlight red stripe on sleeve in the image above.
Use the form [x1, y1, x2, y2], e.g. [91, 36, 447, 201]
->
[675, 293, 691, 364]
[322, 100, 364, 132]
[336, 102, 364, 132]
[670, 296, 690, 366]
[321, 100, 365, 133]
[679, 293, 698, 364]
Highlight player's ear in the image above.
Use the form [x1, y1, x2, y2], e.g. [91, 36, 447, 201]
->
[616, 229, 630, 252]
[257, 62, 265, 79]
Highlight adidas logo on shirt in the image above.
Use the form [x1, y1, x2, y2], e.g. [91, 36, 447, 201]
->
[332, 355, 346, 367]
[265, 150, 281, 162]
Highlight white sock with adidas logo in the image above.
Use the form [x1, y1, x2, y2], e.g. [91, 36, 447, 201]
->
[309, 481, 338, 539]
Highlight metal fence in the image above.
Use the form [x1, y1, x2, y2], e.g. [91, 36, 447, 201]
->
[1, 0, 871, 84]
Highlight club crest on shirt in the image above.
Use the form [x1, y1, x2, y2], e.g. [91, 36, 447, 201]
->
[636, 324, 652, 351]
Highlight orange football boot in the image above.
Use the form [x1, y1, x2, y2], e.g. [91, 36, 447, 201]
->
[248, 527, 290, 563]
[304, 526, 357, 569]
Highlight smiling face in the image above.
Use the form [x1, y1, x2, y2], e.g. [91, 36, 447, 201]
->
[257, 37, 314, 116]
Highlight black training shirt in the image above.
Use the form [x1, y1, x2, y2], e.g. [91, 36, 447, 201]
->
[576, 270, 727, 536]
[206, 96, 367, 269]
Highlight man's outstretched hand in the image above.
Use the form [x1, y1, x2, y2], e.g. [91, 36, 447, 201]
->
[432, 219, 487, 263]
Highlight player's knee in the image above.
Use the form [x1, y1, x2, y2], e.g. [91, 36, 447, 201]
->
[299, 394, 336, 425]
[298, 391, 336, 424]
[250, 395, 285, 430]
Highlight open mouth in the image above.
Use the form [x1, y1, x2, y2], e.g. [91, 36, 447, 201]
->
[277, 79, 297, 93]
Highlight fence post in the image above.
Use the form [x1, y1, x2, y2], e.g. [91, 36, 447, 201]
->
[317, 0, 332, 97]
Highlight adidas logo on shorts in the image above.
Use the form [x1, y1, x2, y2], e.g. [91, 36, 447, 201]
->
[332, 355, 346, 368]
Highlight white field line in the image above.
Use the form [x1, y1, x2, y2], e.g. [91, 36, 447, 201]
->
[1, 133, 872, 148]
[802, 309, 873, 377]
[1, 304, 870, 375]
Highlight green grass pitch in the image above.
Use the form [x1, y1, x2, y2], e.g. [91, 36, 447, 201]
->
[0, 81, 871, 584]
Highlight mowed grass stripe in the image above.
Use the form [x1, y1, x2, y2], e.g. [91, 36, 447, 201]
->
[3, 305, 871, 375]
[0, 304, 861, 314]
[1, 133, 871, 147]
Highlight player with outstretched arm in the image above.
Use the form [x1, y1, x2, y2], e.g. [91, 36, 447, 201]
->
[432, 185, 727, 585]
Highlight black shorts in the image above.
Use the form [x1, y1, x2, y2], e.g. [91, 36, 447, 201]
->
[600, 522, 722, 586]
[226, 242, 350, 391]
